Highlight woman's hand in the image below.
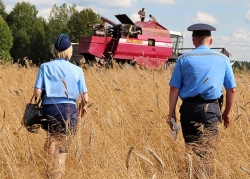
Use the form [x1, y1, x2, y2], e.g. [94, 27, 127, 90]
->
[80, 106, 87, 117]
[78, 102, 87, 117]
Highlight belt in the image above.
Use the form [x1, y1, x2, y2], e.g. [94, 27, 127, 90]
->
[183, 96, 218, 103]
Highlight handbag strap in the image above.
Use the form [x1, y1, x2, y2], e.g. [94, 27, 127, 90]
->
[30, 94, 42, 105]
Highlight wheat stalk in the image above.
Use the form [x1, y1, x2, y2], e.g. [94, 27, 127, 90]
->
[151, 172, 157, 179]
[126, 146, 134, 170]
[234, 114, 242, 121]
[156, 94, 160, 109]
[136, 152, 154, 167]
[235, 101, 239, 114]
[239, 105, 246, 112]
[75, 144, 79, 157]
[148, 148, 164, 167]
[244, 102, 250, 107]
[112, 79, 118, 85]
[89, 129, 95, 146]
[62, 79, 68, 91]
[62, 79, 69, 98]
[240, 166, 250, 175]
[187, 153, 193, 179]
[64, 91, 69, 98]
[78, 149, 86, 162]
[0, 124, 4, 134]
[23, 56, 30, 68]
[239, 105, 250, 120]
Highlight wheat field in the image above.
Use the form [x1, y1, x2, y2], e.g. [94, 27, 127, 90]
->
[0, 64, 249, 179]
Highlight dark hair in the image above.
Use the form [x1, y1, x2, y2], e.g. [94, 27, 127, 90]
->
[192, 30, 211, 37]
[192, 36, 210, 44]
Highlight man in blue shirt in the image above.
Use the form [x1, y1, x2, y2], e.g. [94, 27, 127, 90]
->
[168, 23, 236, 178]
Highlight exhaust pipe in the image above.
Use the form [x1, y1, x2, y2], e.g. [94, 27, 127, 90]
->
[101, 16, 117, 26]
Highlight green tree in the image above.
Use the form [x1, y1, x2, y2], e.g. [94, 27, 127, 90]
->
[0, 0, 7, 20]
[6, 2, 49, 64]
[68, 8, 101, 42]
[0, 15, 13, 62]
[49, 3, 77, 24]
[47, 3, 78, 43]
[234, 61, 241, 70]
[245, 61, 250, 70]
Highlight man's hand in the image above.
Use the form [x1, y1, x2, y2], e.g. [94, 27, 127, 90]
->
[222, 112, 230, 128]
[166, 115, 176, 131]
[168, 86, 180, 130]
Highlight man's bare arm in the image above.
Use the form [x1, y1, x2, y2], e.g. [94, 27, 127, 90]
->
[222, 88, 236, 128]
[168, 86, 180, 119]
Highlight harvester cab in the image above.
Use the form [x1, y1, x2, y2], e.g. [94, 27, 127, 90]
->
[76, 14, 184, 69]
[169, 31, 184, 62]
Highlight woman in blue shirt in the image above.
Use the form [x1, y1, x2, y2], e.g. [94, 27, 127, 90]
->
[34, 33, 88, 179]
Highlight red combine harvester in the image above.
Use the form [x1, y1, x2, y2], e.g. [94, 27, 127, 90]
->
[76, 14, 184, 69]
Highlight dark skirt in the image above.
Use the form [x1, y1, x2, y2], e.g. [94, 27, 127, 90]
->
[40, 103, 78, 135]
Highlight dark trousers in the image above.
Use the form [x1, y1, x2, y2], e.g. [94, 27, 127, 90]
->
[180, 99, 221, 178]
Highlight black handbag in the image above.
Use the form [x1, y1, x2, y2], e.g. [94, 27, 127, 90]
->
[22, 95, 42, 128]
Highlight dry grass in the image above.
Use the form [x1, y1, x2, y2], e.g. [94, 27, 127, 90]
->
[0, 64, 250, 178]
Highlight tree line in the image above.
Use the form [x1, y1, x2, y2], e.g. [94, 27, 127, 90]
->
[233, 61, 250, 72]
[0, 1, 100, 65]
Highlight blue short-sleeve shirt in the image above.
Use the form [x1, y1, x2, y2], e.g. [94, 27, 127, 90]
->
[34, 58, 87, 104]
[169, 45, 236, 100]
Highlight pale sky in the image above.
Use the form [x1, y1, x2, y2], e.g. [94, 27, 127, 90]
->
[3, 0, 250, 62]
